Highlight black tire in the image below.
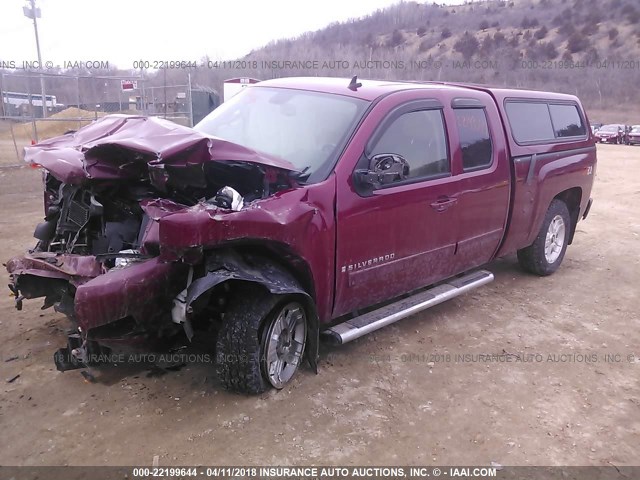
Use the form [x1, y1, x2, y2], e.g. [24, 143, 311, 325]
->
[215, 285, 307, 394]
[215, 285, 278, 394]
[517, 199, 571, 276]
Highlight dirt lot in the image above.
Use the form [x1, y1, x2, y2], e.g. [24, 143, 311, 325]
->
[0, 144, 638, 468]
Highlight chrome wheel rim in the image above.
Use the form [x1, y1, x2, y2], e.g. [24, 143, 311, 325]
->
[263, 302, 306, 389]
[544, 215, 566, 264]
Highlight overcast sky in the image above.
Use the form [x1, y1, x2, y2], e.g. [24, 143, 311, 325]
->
[0, 0, 464, 69]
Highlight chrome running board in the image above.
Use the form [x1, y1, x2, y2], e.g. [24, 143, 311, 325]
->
[324, 270, 494, 345]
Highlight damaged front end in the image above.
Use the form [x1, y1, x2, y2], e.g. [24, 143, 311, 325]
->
[6, 115, 307, 372]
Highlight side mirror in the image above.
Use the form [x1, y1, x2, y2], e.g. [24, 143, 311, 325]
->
[354, 153, 409, 189]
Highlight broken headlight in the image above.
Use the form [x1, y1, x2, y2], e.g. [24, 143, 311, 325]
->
[113, 249, 143, 269]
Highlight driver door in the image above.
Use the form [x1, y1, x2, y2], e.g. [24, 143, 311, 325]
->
[333, 100, 461, 317]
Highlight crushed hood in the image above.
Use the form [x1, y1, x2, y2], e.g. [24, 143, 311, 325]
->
[24, 114, 299, 185]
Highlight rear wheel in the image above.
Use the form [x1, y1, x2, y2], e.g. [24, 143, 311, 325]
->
[215, 285, 307, 394]
[517, 199, 571, 276]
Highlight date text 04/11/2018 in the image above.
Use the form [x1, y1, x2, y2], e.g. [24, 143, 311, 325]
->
[130, 466, 498, 478]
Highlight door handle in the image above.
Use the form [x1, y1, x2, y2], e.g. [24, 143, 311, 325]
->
[430, 197, 457, 212]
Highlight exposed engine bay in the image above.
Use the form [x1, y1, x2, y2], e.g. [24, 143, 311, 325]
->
[34, 158, 291, 264]
[36, 173, 149, 259]
[6, 115, 308, 371]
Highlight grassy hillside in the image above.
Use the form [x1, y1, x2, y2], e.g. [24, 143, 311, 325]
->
[214, 0, 640, 113]
[2, 0, 639, 118]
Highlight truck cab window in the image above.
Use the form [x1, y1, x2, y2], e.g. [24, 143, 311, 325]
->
[370, 109, 449, 181]
[453, 108, 493, 171]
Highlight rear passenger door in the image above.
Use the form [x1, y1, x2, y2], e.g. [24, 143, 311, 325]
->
[449, 98, 510, 273]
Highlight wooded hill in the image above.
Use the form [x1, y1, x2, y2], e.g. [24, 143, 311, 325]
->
[2, 0, 639, 119]
[235, 0, 640, 112]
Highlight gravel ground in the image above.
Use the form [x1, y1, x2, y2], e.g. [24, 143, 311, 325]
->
[0, 143, 638, 467]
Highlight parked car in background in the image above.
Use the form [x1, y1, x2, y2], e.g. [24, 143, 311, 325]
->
[595, 124, 625, 144]
[628, 125, 640, 145]
[590, 122, 603, 133]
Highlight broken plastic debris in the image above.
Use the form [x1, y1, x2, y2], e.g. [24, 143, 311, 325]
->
[171, 268, 194, 341]
[80, 371, 96, 383]
[212, 186, 244, 211]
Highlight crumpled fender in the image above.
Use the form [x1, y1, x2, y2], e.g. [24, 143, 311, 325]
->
[75, 257, 189, 331]
[6, 252, 103, 286]
[185, 249, 319, 372]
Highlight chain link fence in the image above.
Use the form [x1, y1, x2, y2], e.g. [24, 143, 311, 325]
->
[0, 71, 203, 165]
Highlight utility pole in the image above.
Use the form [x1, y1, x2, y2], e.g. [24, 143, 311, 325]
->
[23, 0, 47, 119]
[163, 67, 167, 119]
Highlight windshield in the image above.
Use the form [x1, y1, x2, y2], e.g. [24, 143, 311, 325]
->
[600, 125, 619, 132]
[631, 127, 640, 133]
[194, 86, 369, 183]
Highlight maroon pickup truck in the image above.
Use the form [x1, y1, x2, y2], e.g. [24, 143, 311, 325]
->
[6, 77, 596, 394]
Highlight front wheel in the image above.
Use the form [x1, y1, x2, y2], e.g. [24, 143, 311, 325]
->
[261, 301, 307, 389]
[517, 199, 571, 276]
[216, 286, 307, 394]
